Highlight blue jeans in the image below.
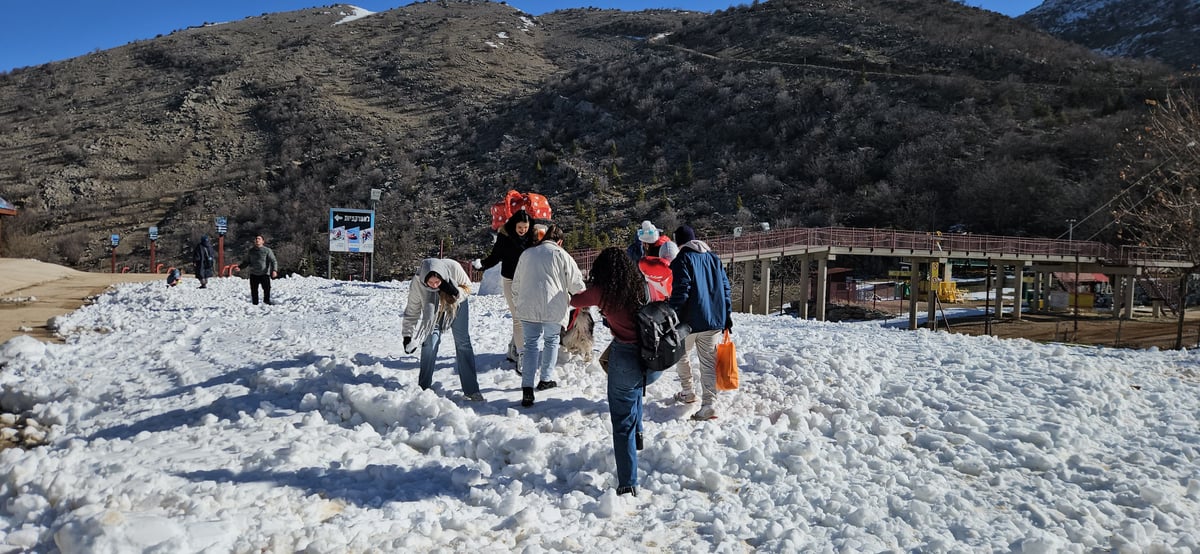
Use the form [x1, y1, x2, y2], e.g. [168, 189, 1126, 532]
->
[607, 341, 664, 489]
[520, 321, 561, 388]
[419, 299, 479, 396]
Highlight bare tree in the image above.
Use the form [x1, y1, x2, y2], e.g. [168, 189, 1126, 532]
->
[1119, 89, 1200, 348]
[1121, 90, 1200, 261]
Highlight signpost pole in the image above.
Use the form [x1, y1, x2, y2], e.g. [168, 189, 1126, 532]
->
[149, 226, 159, 273]
[216, 217, 228, 275]
[110, 234, 120, 273]
[369, 188, 381, 282]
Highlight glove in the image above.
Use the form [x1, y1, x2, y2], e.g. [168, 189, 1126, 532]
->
[403, 336, 411, 348]
[471, 259, 483, 270]
[724, 312, 733, 332]
[438, 280, 460, 298]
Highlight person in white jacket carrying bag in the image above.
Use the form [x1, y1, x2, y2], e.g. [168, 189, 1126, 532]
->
[511, 224, 585, 407]
[402, 258, 484, 401]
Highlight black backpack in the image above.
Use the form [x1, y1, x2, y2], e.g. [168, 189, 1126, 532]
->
[636, 287, 689, 373]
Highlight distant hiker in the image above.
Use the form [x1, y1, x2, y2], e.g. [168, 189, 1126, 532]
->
[570, 247, 664, 496]
[511, 224, 585, 407]
[472, 209, 534, 365]
[236, 235, 278, 305]
[402, 258, 483, 402]
[626, 220, 674, 263]
[668, 225, 733, 421]
[192, 235, 216, 289]
[637, 228, 678, 302]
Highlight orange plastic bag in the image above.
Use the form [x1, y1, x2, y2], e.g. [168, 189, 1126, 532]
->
[715, 330, 738, 390]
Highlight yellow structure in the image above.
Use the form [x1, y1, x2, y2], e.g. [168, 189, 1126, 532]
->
[917, 279, 964, 303]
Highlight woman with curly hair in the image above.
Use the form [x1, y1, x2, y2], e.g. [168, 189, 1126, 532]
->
[570, 246, 665, 497]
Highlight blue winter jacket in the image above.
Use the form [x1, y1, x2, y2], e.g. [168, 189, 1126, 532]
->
[668, 240, 732, 332]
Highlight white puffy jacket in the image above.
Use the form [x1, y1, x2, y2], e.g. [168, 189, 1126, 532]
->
[511, 241, 585, 327]
[402, 258, 472, 349]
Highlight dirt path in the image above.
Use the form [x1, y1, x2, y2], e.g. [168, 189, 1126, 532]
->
[944, 310, 1200, 350]
[0, 258, 164, 344]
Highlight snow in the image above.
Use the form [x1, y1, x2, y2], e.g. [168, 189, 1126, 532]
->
[1, 271, 1199, 551]
[333, 5, 374, 26]
[1027, 0, 1124, 29]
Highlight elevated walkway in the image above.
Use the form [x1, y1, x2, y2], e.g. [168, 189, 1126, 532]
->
[571, 226, 1193, 330]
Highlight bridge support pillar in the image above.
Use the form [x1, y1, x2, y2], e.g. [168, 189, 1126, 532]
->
[908, 261, 921, 330]
[740, 261, 754, 313]
[757, 260, 772, 314]
[1014, 261, 1027, 321]
[994, 264, 1006, 318]
[815, 257, 828, 322]
[1031, 270, 1043, 312]
[1122, 274, 1137, 319]
[927, 261, 938, 330]
[797, 255, 811, 319]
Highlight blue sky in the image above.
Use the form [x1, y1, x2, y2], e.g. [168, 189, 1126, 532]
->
[0, 1, 1040, 73]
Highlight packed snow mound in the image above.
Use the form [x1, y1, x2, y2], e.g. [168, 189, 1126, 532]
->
[0, 274, 1197, 551]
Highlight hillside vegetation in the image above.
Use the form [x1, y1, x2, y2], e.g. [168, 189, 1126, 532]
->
[0, 0, 1179, 278]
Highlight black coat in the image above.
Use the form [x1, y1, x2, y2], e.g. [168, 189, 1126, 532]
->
[480, 212, 533, 279]
[193, 237, 216, 279]
[479, 230, 530, 279]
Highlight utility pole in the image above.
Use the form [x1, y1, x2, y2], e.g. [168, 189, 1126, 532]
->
[370, 188, 382, 282]
[1066, 218, 1077, 242]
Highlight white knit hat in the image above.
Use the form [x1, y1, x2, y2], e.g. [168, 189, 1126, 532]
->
[637, 220, 659, 244]
[658, 240, 680, 263]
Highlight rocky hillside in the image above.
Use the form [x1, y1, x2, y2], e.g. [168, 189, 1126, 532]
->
[1021, 0, 1199, 70]
[0, 0, 1177, 278]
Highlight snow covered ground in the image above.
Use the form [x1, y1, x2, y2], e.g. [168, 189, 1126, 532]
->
[1, 272, 1199, 552]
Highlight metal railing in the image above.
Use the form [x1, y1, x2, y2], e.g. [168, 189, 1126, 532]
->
[569, 225, 1188, 273]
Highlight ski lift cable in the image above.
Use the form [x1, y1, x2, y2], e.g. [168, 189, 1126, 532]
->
[1085, 169, 1179, 241]
[1058, 160, 1170, 240]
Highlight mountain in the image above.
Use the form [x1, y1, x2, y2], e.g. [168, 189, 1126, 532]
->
[1021, 0, 1200, 70]
[0, 0, 1175, 277]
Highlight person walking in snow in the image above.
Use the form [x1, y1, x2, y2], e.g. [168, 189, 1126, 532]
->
[668, 225, 733, 421]
[636, 227, 679, 302]
[236, 235, 278, 305]
[192, 235, 216, 289]
[626, 220, 674, 263]
[510, 224, 585, 407]
[472, 210, 534, 366]
[402, 258, 484, 402]
[570, 247, 665, 496]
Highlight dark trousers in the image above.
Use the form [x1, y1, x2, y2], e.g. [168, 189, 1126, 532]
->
[249, 274, 271, 305]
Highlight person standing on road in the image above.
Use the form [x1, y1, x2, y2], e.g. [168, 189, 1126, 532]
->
[237, 235, 278, 305]
[192, 235, 216, 289]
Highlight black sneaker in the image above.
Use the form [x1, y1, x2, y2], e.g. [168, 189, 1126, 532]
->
[636, 432, 643, 451]
[616, 486, 637, 496]
[521, 387, 534, 407]
[535, 380, 557, 391]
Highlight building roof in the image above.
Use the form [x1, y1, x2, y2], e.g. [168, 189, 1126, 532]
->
[1053, 272, 1109, 285]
